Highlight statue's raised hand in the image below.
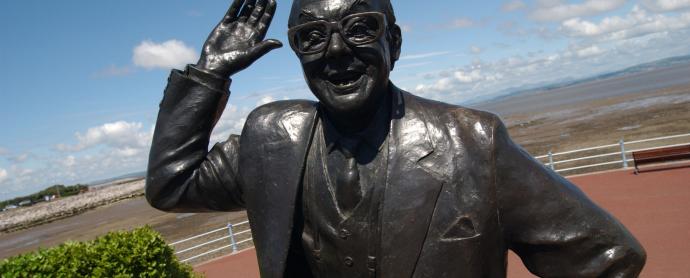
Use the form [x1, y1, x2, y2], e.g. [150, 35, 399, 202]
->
[196, 0, 282, 77]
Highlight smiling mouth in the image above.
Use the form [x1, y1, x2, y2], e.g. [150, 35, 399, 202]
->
[325, 72, 365, 93]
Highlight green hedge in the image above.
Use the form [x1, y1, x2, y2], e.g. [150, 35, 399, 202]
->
[0, 226, 199, 278]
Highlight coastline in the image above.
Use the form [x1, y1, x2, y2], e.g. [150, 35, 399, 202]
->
[0, 179, 145, 233]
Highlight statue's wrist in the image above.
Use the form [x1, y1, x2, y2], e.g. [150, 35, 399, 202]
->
[195, 57, 232, 79]
[187, 64, 232, 92]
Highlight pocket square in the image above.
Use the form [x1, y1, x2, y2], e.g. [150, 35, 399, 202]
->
[442, 216, 480, 240]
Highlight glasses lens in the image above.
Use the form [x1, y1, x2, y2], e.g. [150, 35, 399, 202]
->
[342, 14, 382, 44]
[292, 23, 329, 53]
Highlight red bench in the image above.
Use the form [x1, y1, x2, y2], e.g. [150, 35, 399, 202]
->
[632, 145, 690, 174]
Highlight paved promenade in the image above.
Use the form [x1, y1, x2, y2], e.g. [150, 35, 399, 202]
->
[195, 165, 690, 277]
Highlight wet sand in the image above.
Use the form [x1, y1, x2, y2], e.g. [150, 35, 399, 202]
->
[481, 84, 690, 162]
[475, 63, 690, 117]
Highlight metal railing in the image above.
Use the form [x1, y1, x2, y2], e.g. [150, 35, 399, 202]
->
[535, 132, 690, 174]
[169, 132, 690, 264]
[170, 220, 252, 263]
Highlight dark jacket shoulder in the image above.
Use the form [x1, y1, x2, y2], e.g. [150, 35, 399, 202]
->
[402, 91, 501, 149]
[242, 100, 319, 139]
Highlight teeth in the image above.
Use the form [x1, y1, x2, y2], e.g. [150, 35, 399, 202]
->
[331, 76, 361, 88]
[337, 80, 355, 86]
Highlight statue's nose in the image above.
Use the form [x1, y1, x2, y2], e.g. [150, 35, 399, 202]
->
[325, 32, 352, 58]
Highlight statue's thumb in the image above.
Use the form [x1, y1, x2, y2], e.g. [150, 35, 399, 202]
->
[249, 39, 283, 60]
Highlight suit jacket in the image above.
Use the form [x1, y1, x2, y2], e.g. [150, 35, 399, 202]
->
[146, 68, 645, 277]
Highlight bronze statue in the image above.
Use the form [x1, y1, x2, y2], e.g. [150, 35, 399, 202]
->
[146, 0, 646, 277]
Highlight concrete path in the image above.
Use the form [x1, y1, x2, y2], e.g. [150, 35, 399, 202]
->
[194, 165, 690, 277]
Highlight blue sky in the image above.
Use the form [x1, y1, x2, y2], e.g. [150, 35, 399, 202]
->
[1, 0, 690, 200]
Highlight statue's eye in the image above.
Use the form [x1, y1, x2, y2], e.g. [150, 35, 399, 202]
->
[297, 28, 328, 51]
[344, 20, 379, 43]
[307, 31, 326, 43]
[349, 24, 371, 37]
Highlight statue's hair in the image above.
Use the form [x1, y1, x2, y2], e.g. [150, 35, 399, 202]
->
[377, 0, 397, 47]
[289, 0, 397, 25]
[376, 0, 396, 25]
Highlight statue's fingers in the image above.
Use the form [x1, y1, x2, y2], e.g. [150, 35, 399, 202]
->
[248, 39, 283, 61]
[238, 0, 257, 22]
[222, 0, 245, 24]
[247, 0, 267, 25]
[256, 0, 276, 38]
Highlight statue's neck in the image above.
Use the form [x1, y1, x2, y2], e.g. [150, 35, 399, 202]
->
[323, 90, 392, 135]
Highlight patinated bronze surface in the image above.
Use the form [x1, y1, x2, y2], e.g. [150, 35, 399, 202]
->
[146, 0, 646, 277]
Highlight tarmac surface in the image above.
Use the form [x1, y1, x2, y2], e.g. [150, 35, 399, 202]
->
[194, 165, 690, 277]
[0, 196, 247, 261]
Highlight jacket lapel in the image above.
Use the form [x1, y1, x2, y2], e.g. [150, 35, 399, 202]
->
[379, 89, 445, 277]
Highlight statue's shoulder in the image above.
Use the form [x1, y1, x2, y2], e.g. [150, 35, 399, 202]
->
[402, 90, 502, 153]
[245, 99, 319, 127]
[240, 99, 319, 144]
[403, 91, 499, 130]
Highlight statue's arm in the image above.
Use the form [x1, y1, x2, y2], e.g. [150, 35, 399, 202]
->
[492, 118, 646, 277]
[146, 67, 244, 212]
[146, 0, 281, 212]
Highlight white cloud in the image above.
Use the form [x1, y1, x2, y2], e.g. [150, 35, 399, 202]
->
[8, 153, 30, 163]
[446, 18, 475, 28]
[575, 45, 605, 57]
[57, 121, 152, 153]
[0, 168, 7, 184]
[210, 105, 253, 143]
[561, 6, 690, 41]
[0, 166, 36, 194]
[470, 46, 483, 54]
[404, 23, 690, 105]
[641, 0, 690, 12]
[397, 62, 433, 69]
[258, 96, 276, 106]
[0, 147, 8, 156]
[400, 24, 413, 33]
[502, 0, 527, 12]
[456, 70, 486, 83]
[3, 120, 156, 198]
[133, 40, 198, 70]
[530, 0, 627, 22]
[400, 51, 453, 60]
[62, 155, 77, 168]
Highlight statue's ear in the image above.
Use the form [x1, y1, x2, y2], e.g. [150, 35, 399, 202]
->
[389, 24, 402, 70]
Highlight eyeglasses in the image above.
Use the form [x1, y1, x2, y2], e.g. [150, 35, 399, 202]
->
[288, 12, 386, 55]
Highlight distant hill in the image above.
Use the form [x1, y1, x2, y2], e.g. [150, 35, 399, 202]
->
[473, 54, 690, 105]
[88, 171, 146, 187]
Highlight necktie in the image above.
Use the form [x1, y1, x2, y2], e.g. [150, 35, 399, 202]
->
[334, 143, 362, 215]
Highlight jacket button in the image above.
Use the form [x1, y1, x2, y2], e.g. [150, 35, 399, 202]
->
[339, 229, 350, 239]
[344, 256, 354, 267]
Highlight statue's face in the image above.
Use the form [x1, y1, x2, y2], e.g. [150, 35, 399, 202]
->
[289, 0, 400, 117]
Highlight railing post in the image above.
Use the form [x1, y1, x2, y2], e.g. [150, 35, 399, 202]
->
[227, 223, 238, 253]
[619, 139, 628, 168]
[548, 151, 555, 170]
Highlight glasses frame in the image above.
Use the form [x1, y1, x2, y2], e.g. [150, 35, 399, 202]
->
[288, 12, 387, 55]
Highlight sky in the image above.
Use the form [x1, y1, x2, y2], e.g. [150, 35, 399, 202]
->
[1, 0, 690, 201]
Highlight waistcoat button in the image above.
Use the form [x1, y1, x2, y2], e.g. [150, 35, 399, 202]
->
[339, 229, 350, 239]
[344, 256, 354, 267]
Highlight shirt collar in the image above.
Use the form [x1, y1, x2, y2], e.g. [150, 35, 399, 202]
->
[321, 93, 392, 156]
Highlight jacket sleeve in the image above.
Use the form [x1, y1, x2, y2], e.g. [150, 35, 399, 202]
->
[492, 118, 646, 277]
[145, 66, 244, 212]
